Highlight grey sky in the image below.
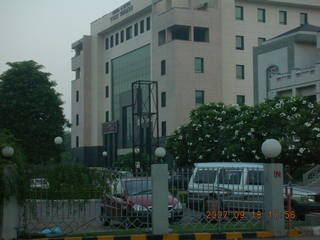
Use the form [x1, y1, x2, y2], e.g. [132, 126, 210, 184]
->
[0, 0, 128, 121]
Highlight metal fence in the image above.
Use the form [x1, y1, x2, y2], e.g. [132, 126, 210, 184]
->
[19, 165, 306, 236]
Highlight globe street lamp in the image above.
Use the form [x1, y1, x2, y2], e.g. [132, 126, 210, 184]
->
[155, 147, 166, 163]
[261, 139, 282, 163]
[1, 146, 14, 160]
[54, 136, 63, 145]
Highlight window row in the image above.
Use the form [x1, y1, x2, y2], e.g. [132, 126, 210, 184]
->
[235, 36, 267, 50]
[235, 6, 309, 25]
[105, 16, 151, 50]
[158, 25, 209, 46]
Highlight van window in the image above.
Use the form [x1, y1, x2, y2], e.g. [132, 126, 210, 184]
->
[194, 169, 217, 184]
[218, 169, 242, 184]
[247, 171, 264, 185]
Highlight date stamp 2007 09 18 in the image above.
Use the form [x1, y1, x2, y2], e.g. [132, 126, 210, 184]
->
[205, 210, 296, 220]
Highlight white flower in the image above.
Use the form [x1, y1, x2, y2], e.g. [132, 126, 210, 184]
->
[247, 132, 252, 136]
[217, 118, 222, 122]
[199, 155, 203, 160]
[292, 107, 297, 112]
[222, 111, 226, 114]
[304, 122, 311, 127]
[280, 112, 286, 117]
[198, 124, 202, 128]
[253, 116, 257, 120]
[287, 116, 292, 120]
[175, 156, 179, 160]
[207, 149, 212, 152]
[317, 133, 320, 138]
[312, 128, 320, 132]
[219, 126, 225, 130]
[294, 113, 301, 118]
[214, 139, 219, 143]
[198, 137, 203, 141]
[178, 135, 183, 140]
[205, 134, 211, 138]
[241, 147, 245, 151]
[275, 103, 281, 109]
[299, 148, 305, 154]
[188, 142, 193, 146]
[222, 150, 225, 155]
[192, 124, 197, 127]
[240, 137, 245, 142]
[255, 155, 260, 160]
[252, 150, 256, 154]
[234, 130, 239, 136]
[288, 145, 295, 150]
[302, 100, 307, 104]
[262, 132, 267, 137]
[251, 128, 255, 132]
[308, 103, 314, 109]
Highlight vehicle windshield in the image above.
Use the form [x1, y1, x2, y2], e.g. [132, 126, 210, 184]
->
[125, 179, 152, 196]
[194, 169, 217, 184]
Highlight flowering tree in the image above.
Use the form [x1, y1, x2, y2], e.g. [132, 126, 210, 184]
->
[166, 97, 320, 172]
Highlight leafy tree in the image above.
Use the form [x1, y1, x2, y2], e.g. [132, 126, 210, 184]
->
[0, 61, 66, 164]
[113, 152, 160, 172]
[166, 97, 320, 176]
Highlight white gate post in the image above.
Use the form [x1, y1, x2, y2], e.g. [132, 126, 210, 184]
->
[152, 164, 168, 235]
[263, 163, 285, 237]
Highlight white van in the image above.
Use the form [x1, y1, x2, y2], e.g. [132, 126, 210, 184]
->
[187, 162, 320, 219]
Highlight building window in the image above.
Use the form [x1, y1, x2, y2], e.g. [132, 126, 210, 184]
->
[75, 68, 80, 79]
[161, 60, 166, 75]
[126, 26, 132, 40]
[195, 90, 205, 106]
[110, 35, 114, 48]
[161, 92, 166, 107]
[258, 37, 266, 46]
[105, 62, 109, 74]
[194, 27, 209, 42]
[76, 114, 79, 126]
[134, 23, 138, 36]
[300, 13, 308, 25]
[115, 33, 119, 45]
[140, 20, 144, 34]
[279, 11, 287, 25]
[161, 121, 167, 137]
[236, 95, 245, 106]
[235, 35, 244, 50]
[120, 30, 124, 42]
[105, 111, 109, 122]
[146, 16, 151, 30]
[170, 25, 190, 41]
[258, 8, 266, 22]
[195, 57, 204, 73]
[236, 65, 245, 79]
[76, 90, 79, 102]
[76, 136, 79, 148]
[235, 6, 244, 20]
[105, 86, 109, 98]
[158, 30, 166, 46]
[105, 38, 109, 49]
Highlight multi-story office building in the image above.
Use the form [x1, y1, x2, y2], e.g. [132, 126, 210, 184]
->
[71, 0, 320, 166]
[253, 24, 320, 104]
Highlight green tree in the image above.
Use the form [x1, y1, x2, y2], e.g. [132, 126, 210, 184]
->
[0, 61, 66, 164]
[166, 97, 320, 176]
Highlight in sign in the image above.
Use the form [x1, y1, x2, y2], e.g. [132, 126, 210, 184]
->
[274, 170, 282, 178]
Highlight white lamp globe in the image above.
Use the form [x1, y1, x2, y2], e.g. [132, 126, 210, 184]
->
[134, 147, 140, 154]
[102, 151, 108, 157]
[54, 136, 63, 145]
[261, 139, 282, 158]
[155, 147, 166, 158]
[1, 146, 14, 158]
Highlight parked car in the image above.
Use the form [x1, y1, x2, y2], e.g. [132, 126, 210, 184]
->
[187, 162, 320, 220]
[30, 178, 50, 189]
[100, 177, 183, 226]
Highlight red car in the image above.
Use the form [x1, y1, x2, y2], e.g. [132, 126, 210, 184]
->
[100, 177, 183, 227]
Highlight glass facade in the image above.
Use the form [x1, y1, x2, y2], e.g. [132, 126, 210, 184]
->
[112, 44, 151, 147]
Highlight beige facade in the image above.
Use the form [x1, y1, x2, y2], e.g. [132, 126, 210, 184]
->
[71, 0, 320, 165]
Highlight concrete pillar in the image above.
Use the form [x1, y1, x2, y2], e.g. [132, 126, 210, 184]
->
[0, 197, 19, 240]
[152, 164, 168, 235]
[263, 163, 285, 237]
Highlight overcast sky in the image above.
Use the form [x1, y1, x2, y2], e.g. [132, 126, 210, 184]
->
[0, 0, 128, 120]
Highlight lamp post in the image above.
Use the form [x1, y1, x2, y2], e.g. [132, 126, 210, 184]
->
[102, 151, 108, 167]
[155, 147, 166, 163]
[261, 139, 282, 163]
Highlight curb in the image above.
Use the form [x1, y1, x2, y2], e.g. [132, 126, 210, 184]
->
[31, 230, 300, 240]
